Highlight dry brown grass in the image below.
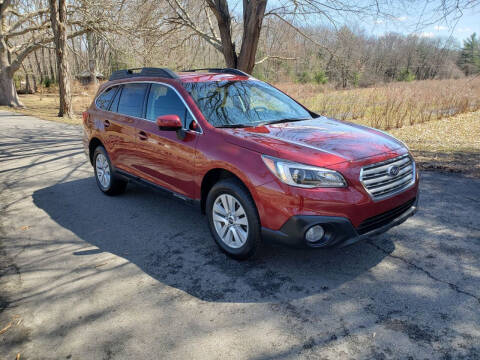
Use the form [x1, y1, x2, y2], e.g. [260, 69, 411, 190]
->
[1, 78, 479, 177]
[276, 77, 480, 130]
[389, 111, 480, 177]
[0, 81, 101, 125]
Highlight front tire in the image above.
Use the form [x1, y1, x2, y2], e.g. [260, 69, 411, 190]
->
[93, 146, 127, 196]
[206, 179, 262, 260]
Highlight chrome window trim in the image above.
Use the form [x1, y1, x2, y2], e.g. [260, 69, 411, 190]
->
[94, 80, 203, 134]
[359, 154, 416, 202]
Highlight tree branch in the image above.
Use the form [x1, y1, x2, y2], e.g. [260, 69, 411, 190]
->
[271, 13, 337, 58]
[7, 8, 49, 34]
[0, 0, 12, 17]
[7, 21, 50, 38]
[165, 0, 222, 51]
[10, 28, 88, 74]
[255, 55, 296, 65]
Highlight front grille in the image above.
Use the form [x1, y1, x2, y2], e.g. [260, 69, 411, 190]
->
[357, 197, 416, 235]
[360, 154, 415, 201]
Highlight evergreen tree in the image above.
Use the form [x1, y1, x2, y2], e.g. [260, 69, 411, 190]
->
[458, 33, 480, 75]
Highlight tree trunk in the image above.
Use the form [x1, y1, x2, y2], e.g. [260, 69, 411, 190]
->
[237, 0, 267, 73]
[22, 63, 34, 94]
[49, 48, 56, 83]
[27, 57, 38, 93]
[49, 0, 73, 118]
[0, 38, 23, 107]
[207, 0, 237, 68]
[35, 49, 45, 83]
[87, 31, 98, 85]
[70, 37, 80, 77]
[208, 0, 267, 74]
[0, 68, 23, 107]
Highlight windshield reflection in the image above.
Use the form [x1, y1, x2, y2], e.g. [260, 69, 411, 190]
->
[183, 80, 312, 128]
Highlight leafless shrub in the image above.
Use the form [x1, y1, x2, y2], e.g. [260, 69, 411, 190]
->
[277, 77, 480, 130]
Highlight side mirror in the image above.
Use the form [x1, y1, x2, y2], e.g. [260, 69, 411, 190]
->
[156, 114, 182, 130]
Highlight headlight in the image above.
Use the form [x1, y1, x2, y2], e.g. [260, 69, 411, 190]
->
[262, 155, 347, 188]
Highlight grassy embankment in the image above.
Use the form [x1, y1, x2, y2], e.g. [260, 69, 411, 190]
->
[278, 77, 480, 177]
[1, 78, 479, 176]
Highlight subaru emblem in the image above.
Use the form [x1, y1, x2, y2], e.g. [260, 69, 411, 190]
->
[388, 165, 400, 177]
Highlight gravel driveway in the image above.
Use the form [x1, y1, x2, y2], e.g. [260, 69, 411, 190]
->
[1, 110, 479, 359]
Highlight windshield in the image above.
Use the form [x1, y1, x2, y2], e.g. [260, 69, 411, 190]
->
[183, 80, 312, 127]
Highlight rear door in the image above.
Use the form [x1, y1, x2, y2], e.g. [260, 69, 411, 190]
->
[133, 83, 200, 199]
[103, 83, 149, 174]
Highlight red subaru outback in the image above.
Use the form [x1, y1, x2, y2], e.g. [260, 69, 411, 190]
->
[83, 67, 419, 259]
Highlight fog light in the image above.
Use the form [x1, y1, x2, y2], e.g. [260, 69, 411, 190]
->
[305, 225, 325, 243]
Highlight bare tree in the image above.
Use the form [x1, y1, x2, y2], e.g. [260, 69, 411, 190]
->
[164, 0, 479, 75]
[0, 0, 87, 107]
[166, 0, 267, 73]
[86, 30, 98, 84]
[0, 0, 49, 106]
[165, 0, 390, 73]
[49, 0, 72, 117]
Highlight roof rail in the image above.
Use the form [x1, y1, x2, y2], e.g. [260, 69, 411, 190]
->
[109, 67, 179, 81]
[181, 68, 249, 77]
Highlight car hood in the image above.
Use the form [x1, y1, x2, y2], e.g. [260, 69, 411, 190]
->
[222, 117, 405, 166]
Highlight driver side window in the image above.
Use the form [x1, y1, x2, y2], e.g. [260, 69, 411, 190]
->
[146, 84, 194, 128]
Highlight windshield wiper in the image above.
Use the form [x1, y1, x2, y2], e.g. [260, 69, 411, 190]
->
[216, 124, 251, 128]
[256, 118, 310, 127]
[216, 118, 310, 128]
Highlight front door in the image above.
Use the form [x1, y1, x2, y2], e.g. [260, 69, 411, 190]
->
[133, 83, 200, 199]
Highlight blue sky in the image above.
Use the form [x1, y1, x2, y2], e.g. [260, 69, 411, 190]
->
[367, 5, 480, 43]
[247, 1, 480, 44]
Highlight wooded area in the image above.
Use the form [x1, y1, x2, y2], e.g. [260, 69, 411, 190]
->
[0, 0, 479, 116]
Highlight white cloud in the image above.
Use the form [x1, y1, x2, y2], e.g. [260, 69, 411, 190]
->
[456, 27, 472, 33]
[375, 19, 384, 24]
[396, 16, 408, 22]
[419, 32, 435, 38]
[434, 25, 447, 31]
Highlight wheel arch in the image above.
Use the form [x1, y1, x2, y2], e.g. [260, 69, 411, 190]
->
[88, 137, 104, 164]
[200, 168, 255, 214]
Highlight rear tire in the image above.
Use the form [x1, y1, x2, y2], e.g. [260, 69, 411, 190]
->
[206, 178, 262, 260]
[93, 146, 127, 196]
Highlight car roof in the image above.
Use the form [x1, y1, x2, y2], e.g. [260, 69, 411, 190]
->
[176, 71, 250, 83]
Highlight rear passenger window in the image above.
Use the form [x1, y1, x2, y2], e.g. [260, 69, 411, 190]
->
[96, 86, 117, 110]
[109, 86, 122, 112]
[117, 83, 148, 118]
[146, 84, 189, 126]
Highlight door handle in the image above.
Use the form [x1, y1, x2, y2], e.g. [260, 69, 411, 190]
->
[104, 120, 110, 128]
[138, 131, 148, 141]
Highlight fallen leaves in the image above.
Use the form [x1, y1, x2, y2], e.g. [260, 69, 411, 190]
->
[0, 315, 21, 336]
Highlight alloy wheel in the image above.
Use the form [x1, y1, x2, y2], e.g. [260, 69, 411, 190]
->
[212, 194, 249, 248]
[95, 153, 111, 189]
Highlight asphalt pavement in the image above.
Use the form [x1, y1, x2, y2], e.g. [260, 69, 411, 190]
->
[0, 110, 479, 359]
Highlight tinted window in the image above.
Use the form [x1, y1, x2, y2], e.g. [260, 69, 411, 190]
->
[146, 84, 190, 127]
[109, 86, 122, 112]
[96, 86, 117, 110]
[117, 83, 148, 118]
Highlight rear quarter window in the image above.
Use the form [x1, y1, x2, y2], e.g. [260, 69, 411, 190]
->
[95, 86, 117, 110]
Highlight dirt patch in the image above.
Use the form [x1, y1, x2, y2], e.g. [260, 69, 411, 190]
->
[389, 111, 480, 178]
[413, 150, 480, 178]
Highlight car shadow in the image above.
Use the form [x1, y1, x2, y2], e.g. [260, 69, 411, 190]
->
[32, 177, 392, 303]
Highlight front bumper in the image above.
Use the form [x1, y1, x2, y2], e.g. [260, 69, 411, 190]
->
[261, 196, 418, 248]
